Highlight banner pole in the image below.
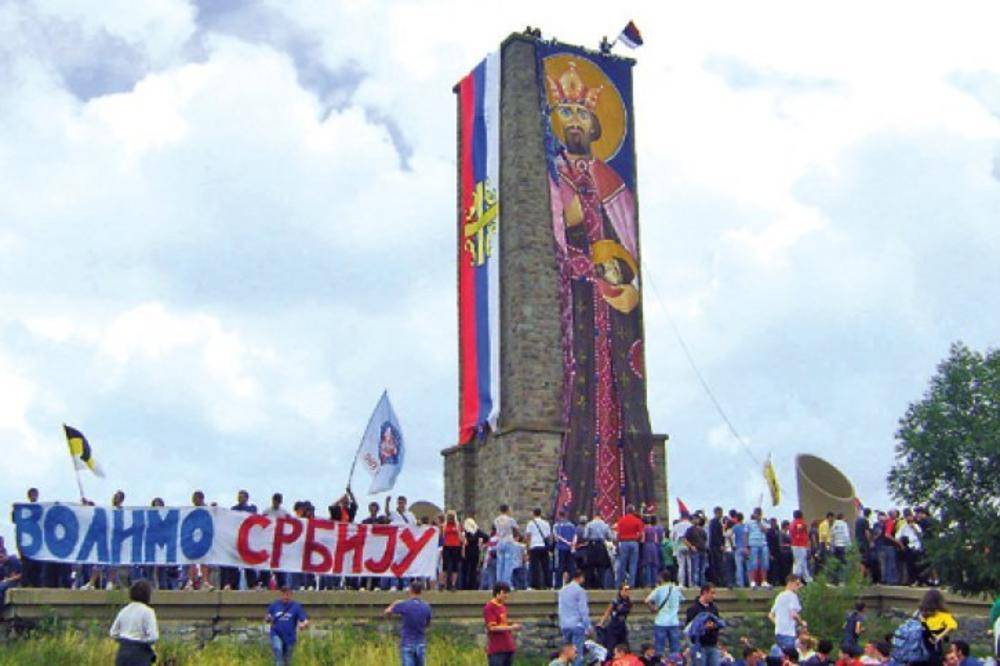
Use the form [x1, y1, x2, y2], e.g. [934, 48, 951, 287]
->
[73, 467, 86, 502]
[346, 434, 366, 492]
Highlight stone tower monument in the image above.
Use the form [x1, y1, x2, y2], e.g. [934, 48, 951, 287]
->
[442, 32, 668, 526]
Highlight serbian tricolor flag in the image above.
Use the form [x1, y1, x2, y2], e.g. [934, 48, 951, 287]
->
[618, 20, 643, 49]
[457, 52, 501, 444]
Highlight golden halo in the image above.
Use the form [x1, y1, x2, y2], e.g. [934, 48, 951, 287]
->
[544, 53, 627, 162]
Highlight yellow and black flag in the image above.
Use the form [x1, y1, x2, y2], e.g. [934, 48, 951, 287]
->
[64, 425, 104, 478]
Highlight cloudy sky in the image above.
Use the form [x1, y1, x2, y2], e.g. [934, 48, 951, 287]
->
[2, 1, 1000, 546]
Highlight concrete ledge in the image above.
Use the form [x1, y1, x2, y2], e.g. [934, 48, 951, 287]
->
[3, 585, 992, 623]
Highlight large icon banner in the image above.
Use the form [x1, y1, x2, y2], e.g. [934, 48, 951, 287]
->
[538, 44, 656, 523]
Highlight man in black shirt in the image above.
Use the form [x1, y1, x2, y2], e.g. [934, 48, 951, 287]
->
[802, 639, 833, 666]
[686, 515, 709, 587]
[708, 507, 726, 587]
[361, 502, 388, 590]
[226, 490, 259, 590]
[329, 488, 358, 523]
[686, 583, 722, 666]
[913, 507, 936, 585]
[854, 509, 871, 553]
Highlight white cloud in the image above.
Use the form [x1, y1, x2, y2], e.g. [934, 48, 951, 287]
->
[33, 0, 196, 65]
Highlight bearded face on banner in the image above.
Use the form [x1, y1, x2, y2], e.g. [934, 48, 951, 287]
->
[379, 421, 400, 466]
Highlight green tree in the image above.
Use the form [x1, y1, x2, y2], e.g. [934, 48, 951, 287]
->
[796, 548, 875, 644]
[887, 341, 1000, 595]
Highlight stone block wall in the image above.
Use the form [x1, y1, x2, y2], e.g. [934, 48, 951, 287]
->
[495, 35, 564, 431]
[444, 431, 668, 524]
[6, 612, 996, 659]
[5, 588, 996, 657]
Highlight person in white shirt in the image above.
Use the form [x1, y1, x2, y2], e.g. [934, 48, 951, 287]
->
[831, 515, 851, 550]
[384, 496, 418, 590]
[259, 492, 290, 589]
[262, 492, 290, 520]
[897, 516, 922, 551]
[671, 515, 694, 588]
[897, 513, 924, 585]
[526, 508, 553, 590]
[386, 495, 417, 526]
[109, 579, 159, 665]
[830, 512, 853, 583]
[769, 575, 806, 653]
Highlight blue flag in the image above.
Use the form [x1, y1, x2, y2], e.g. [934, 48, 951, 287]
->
[356, 391, 405, 494]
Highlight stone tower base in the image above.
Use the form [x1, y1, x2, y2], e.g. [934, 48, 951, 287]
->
[442, 431, 669, 525]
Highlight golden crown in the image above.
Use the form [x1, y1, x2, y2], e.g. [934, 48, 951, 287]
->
[547, 61, 602, 111]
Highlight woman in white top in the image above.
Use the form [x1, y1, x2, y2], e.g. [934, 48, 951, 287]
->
[109, 579, 159, 665]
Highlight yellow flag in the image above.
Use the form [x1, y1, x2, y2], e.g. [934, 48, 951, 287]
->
[763, 457, 780, 506]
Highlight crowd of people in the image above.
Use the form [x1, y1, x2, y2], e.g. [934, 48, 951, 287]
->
[1, 487, 948, 597]
[98, 571, 997, 666]
[484, 577, 991, 666]
[424, 501, 939, 594]
[5, 487, 998, 666]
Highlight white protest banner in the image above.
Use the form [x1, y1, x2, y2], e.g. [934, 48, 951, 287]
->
[12, 503, 438, 578]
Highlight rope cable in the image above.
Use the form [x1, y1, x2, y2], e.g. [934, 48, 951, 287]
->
[641, 266, 763, 467]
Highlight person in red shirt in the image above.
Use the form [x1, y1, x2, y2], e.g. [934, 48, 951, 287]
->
[615, 505, 645, 587]
[790, 511, 813, 583]
[835, 644, 863, 666]
[442, 510, 465, 592]
[484, 582, 521, 665]
[610, 642, 644, 665]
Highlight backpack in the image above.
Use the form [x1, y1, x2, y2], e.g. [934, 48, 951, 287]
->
[892, 616, 930, 664]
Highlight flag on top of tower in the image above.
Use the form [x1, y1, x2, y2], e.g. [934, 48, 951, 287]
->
[64, 424, 104, 478]
[617, 20, 644, 49]
[357, 391, 405, 494]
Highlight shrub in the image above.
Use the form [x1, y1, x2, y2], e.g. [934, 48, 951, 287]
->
[796, 548, 865, 645]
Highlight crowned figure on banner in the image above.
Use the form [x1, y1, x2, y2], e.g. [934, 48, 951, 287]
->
[546, 57, 656, 524]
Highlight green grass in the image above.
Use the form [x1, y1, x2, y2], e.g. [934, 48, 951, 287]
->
[0, 628, 552, 666]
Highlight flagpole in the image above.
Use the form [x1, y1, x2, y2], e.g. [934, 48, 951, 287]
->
[72, 466, 86, 502]
[63, 424, 86, 501]
[346, 434, 366, 492]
